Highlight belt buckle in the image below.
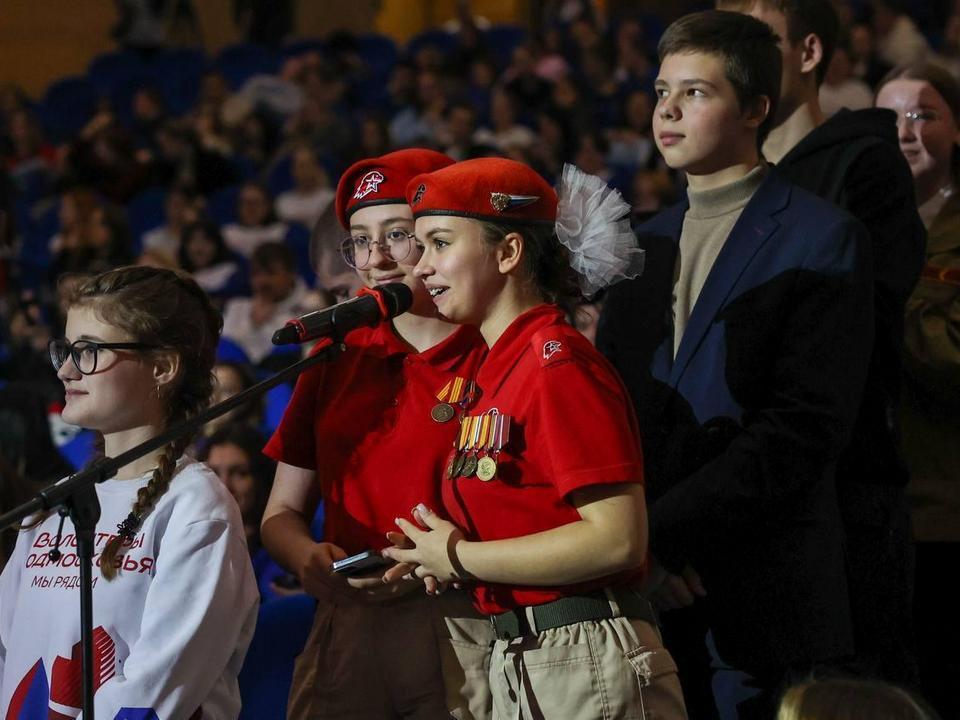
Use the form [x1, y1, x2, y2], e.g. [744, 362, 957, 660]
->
[491, 609, 524, 640]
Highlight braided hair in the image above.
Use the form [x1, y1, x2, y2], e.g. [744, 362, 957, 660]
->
[63, 266, 222, 580]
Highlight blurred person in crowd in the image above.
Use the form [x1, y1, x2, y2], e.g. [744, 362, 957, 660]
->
[534, 27, 572, 82]
[819, 37, 874, 116]
[177, 220, 245, 304]
[129, 85, 167, 157]
[872, 0, 930, 68]
[848, 22, 892, 88]
[230, 110, 281, 174]
[441, 103, 484, 161]
[876, 62, 960, 720]
[573, 128, 613, 181]
[502, 42, 553, 112]
[630, 167, 677, 225]
[50, 197, 134, 280]
[723, 0, 925, 692]
[140, 184, 200, 264]
[64, 107, 150, 203]
[580, 47, 622, 127]
[205, 360, 265, 437]
[222, 182, 287, 258]
[613, 16, 657, 87]
[2, 108, 58, 186]
[608, 89, 657, 170]
[357, 116, 391, 161]
[192, 101, 233, 158]
[530, 106, 575, 180]
[388, 69, 448, 148]
[275, 144, 334, 228]
[152, 121, 237, 196]
[199, 423, 288, 598]
[221, 241, 314, 367]
[473, 87, 536, 154]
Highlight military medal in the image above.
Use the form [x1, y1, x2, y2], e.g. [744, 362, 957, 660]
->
[432, 377, 477, 423]
[477, 412, 510, 482]
[460, 416, 484, 477]
[447, 416, 473, 479]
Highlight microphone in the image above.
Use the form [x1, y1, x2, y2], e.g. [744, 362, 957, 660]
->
[271, 282, 413, 345]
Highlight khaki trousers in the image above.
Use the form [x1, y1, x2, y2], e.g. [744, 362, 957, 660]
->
[439, 599, 687, 720]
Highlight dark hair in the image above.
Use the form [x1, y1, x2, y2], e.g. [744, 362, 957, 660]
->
[479, 221, 581, 312]
[66, 266, 222, 580]
[717, 0, 840, 85]
[178, 220, 232, 272]
[197, 422, 274, 546]
[251, 241, 296, 273]
[658, 10, 782, 146]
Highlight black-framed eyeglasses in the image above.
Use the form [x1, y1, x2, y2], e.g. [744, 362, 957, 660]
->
[339, 229, 419, 269]
[49, 338, 160, 375]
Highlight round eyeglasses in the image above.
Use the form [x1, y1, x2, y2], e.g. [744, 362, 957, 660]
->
[340, 229, 420, 269]
[49, 338, 160, 375]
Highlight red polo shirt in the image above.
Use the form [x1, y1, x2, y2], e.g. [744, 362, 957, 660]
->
[264, 322, 487, 555]
[441, 304, 645, 614]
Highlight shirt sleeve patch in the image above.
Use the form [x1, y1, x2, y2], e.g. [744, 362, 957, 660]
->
[531, 327, 577, 367]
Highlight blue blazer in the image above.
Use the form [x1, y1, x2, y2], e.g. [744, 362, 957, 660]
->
[598, 171, 874, 674]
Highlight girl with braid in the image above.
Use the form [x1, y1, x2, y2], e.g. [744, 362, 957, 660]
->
[0, 266, 258, 719]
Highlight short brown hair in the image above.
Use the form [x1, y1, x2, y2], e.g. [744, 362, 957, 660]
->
[659, 10, 782, 147]
[717, 0, 840, 85]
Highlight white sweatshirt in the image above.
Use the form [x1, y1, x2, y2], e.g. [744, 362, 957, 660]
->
[0, 460, 259, 720]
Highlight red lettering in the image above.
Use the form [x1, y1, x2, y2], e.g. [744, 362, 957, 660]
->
[139, 557, 154, 574]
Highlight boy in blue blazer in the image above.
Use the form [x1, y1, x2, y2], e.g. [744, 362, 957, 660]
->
[597, 10, 874, 720]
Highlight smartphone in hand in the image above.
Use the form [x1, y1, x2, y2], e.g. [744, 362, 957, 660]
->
[330, 550, 393, 577]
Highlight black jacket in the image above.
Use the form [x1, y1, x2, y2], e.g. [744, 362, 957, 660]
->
[774, 108, 925, 502]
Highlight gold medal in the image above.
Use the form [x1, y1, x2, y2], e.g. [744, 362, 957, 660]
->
[476, 456, 497, 481]
[431, 403, 456, 423]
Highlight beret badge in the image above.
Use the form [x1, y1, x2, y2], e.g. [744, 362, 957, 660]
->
[412, 183, 426, 205]
[490, 192, 540, 213]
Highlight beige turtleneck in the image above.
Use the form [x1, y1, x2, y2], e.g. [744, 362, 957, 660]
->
[673, 164, 767, 356]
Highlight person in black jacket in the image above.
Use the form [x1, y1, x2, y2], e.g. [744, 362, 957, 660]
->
[719, 0, 925, 689]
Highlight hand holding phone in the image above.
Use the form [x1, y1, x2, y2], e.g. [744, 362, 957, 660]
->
[330, 550, 393, 577]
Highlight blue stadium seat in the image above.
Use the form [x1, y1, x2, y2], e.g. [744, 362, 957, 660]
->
[127, 186, 168, 255]
[87, 49, 147, 96]
[483, 24, 527, 68]
[237, 593, 316, 720]
[40, 76, 98, 143]
[261, 381, 293, 435]
[356, 32, 399, 81]
[151, 48, 205, 116]
[284, 222, 315, 286]
[207, 184, 242, 226]
[405, 28, 457, 62]
[266, 152, 294, 198]
[214, 43, 281, 90]
[216, 337, 251, 365]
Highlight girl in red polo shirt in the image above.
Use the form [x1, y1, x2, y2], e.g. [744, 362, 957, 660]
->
[260, 149, 490, 719]
[383, 158, 687, 719]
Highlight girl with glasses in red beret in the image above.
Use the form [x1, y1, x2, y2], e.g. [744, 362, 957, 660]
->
[382, 158, 686, 719]
[260, 148, 491, 719]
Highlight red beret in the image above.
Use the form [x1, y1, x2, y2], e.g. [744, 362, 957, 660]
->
[335, 148, 454, 229]
[406, 157, 558, 226]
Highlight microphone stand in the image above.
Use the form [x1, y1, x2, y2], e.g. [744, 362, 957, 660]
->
[0, 339, 345, 719]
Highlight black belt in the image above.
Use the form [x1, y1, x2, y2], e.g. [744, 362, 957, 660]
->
[490, 587, 657, 641]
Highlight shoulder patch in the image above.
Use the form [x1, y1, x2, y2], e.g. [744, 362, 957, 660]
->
[530, 326, 579, 368]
